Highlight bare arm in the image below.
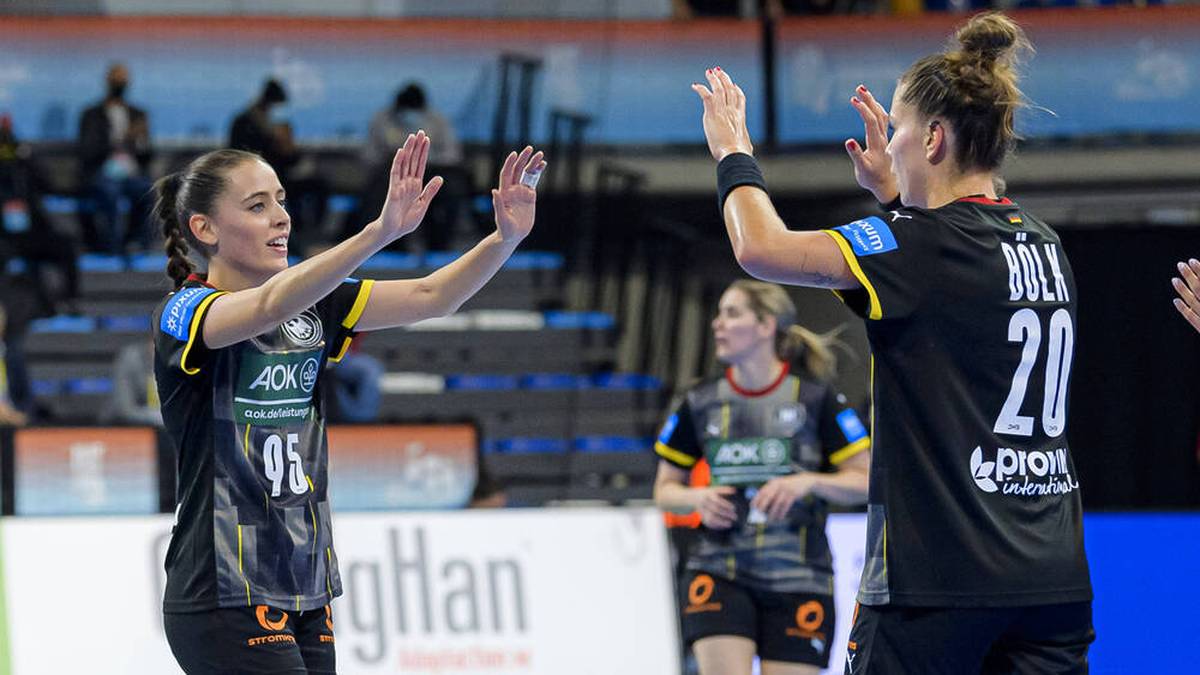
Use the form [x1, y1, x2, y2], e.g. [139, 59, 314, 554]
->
[202, 133, 442, 349]
[752, 449, 871, 521]
[356, 147, 546, 331]
[653, 460, 738, 529]
[723, 188, 858, 288]
[808, 449, 870, 506]
[693, 68, 860, 290]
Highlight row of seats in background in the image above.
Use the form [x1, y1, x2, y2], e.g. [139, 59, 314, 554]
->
[25, 250, 665, 506]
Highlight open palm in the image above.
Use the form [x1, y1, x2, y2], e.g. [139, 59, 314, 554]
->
[377, 131, 444, 242]
[492, 146, 546, 243]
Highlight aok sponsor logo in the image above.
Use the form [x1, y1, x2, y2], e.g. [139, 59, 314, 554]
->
[712, 439, 788, 466]
[248, 358, 321, 395]
[970, 446, 1079, 496]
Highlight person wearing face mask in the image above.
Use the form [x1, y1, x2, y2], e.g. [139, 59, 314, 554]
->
[77, 62, 154, 254]
[230, 79, 329, 255]
[653, 279, 871, 675]
[352, 82, 466, 252]
[693, 12, 1094, 674]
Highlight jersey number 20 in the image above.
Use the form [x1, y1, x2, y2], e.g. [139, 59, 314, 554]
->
[994, 308, 1074, 438]
[263, 433, 308, 497]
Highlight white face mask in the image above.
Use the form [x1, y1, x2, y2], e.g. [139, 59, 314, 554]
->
[268, 105, 290, 125]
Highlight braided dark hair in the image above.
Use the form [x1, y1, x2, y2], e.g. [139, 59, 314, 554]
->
[152, 149, 261, 289]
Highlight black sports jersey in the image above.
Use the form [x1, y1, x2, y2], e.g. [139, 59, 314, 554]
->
[823, 197, 1092, 607]
[656, 365, 869, 594]
[154, 274, 374, 612]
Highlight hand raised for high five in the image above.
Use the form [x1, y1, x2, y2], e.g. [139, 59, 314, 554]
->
[845, 84, 899, 204]
[691, 67, 754, 162]
[492, 146, 546, 243]
[376, 131, 444, 242]
[1172, 259, 1200, 334]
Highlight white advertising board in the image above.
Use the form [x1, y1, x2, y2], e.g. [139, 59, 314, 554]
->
[0, 508, 683, 675]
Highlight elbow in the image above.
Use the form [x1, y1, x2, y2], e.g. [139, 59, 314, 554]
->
[732, 245, 776, 282]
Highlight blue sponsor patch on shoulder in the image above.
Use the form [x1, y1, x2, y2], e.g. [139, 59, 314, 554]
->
[836, 409, 868, 442]
[833, 216, 899, 257]
[658, 413, 679, 444]
[159, 286, 218, 342]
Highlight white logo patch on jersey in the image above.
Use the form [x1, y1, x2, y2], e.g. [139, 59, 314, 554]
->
[281, 310, 323, 348]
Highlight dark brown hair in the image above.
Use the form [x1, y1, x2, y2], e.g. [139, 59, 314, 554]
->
[152, 149, 261, 288]
[899, 12, 1031, 172]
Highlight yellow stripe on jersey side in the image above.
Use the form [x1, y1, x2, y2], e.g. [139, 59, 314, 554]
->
[341, 279, 376, 329]
[180, 291, 228, 375]
[821, 230, 883, 320]
[830, 437, 871, 466]
[655, 441, 696, 468]
[237, 525, 251, 606]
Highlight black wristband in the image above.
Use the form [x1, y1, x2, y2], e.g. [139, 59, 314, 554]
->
[717, 152, 767, 213]
[878, 195, 903, 212]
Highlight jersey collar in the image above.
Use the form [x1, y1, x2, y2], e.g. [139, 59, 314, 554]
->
[956, 195, 1014, 206]
[185, 273, 219, 290]
[726, 361, 790, 398]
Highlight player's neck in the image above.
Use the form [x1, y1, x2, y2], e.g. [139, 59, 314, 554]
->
[729, 355, 786, 393]
[205, 260, 270, 293]
[922, 171, 997, 209]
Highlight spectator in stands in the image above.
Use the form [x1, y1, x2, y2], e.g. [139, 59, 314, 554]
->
[106, 338, 163, 427]
[78, 63, 154, 254]
[1, 113, 82, 316]
[653, 280, 870, 675]
[469, 449, 507, 508]
[327, 340, 383, 423]
[230, 78, 329, 255]
[1172, 258, 1200, 334]
[0, 303, 28, 427]
[352, 83, 467, 252]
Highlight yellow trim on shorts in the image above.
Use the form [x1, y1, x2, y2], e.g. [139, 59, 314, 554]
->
[341, 279, 375, 329]
[830, 437, 870, 466]
[655, 441, 696, 468]
[180, 291, 227, 375]
[821, 230, 883, 320]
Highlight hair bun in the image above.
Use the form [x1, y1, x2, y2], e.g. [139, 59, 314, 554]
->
[955, 12, 1026, 65]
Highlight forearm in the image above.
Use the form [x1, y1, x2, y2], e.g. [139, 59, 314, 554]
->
[260, 224, 388, 323]
[418, 231, 520, 316]
[654, 479, 698, 514]
[809, 469, 869, 506]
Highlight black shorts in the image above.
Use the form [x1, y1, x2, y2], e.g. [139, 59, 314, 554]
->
[845, 601, 1094, 675]
[164, 604, 336, 675]
[680, 571, 835, 667]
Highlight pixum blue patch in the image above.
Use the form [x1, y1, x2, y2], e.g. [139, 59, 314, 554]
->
[658, 413, 679, 444]
[837, 409, 868, 442]
[834, 216, 898, 256]
[160, 286, 218, 341]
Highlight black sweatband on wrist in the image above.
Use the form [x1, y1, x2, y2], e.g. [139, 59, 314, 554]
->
[878, 195, 903, 212]
[717, 152, 767, 213]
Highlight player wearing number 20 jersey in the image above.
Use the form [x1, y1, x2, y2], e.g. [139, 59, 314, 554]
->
[154, 274, 373, 612]
[825, 198, 1091, 608]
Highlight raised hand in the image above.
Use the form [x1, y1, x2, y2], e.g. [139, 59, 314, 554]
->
[1172, 259, 1200, 334]
[691, 67, 754, 162]
[845, 84, 899, 203]
[376, 131, 444, 242]
[492, 146, 546, 243]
